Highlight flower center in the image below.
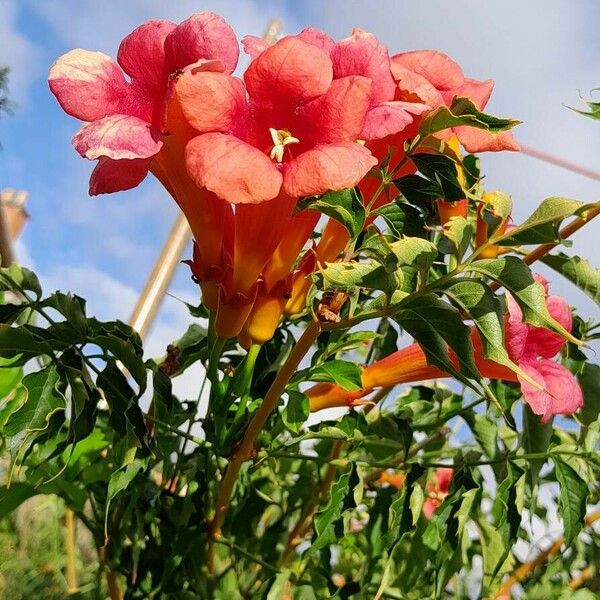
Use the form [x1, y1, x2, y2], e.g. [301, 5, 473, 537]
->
[269, 128, 300, 163]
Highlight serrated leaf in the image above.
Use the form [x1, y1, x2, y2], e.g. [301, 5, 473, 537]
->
[523, 404, 553, 487]
[307, 360, 362, 391]
[0, 264, 42, 297]
[301, 188, 365, 238]
[0, 482, 38, 519]
[419, 96, 520, 138]
[0, 323, 54, 359]
[476, 517, 508, 593]
[311, 470, 350, 551]
[411, 153, 464, 201]
[496, 197, 585, 245]
[395, 294, 480, 386]
[389, 237, 438, 274]
[282, 390, 309, 434]
[395, 174, 442, 204]
[578, 363, 600, 425]
[553, 457, 588, 545]
[3, 366, 66, 458]
[315, 259, 400, 293]
[439, 217, 473, 260]
[465, 256, 580, 345]
[542, 253, 600, 306]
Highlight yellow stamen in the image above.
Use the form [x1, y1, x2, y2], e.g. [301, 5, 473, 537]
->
[269, 128, 300, 163]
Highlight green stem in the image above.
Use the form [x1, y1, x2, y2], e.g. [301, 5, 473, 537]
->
[207, 337, 226, 395]
[229, 343, 261, 398]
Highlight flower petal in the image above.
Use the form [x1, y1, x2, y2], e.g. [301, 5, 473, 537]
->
[299, 76, 372, 144]
[185, 133, 282, 204]
[117, 20, 175, 90]
[331, 28, 396, 105]
[73, 114, 163, 160]
[504, 293, 528, 361]
[390, 62, 445, 107]
[245, 36, 333, 108]
[165, 11, 239, 74]
[361, 100, 429, 140]
[453, 127, 520, 153]
[526, 294, 572, 358]
[391, 50, 464, 92]
[518, 359, 583, 423]
[282, 142, 377, 198]
[89, 157, 149, 195]
[241, 35, 268, 60]
[297, 28, 335, 55]
[455, 78, 494, 110]
[176, 71, 247, 134]
[48, 49, 128, 121]
[73, 115, 163, 160]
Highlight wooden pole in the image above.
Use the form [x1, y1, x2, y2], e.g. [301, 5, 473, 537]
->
[127, 213, 190, 338]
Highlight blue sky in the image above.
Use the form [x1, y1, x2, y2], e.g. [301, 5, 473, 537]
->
[1, 0, 599, 367]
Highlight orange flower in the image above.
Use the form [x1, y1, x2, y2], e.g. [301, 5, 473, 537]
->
[307, 329, 518, 413]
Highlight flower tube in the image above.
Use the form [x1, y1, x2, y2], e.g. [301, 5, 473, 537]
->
[308, 277, 583, 423]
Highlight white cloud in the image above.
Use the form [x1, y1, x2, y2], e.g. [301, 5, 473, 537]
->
[0, 0, 42, 106]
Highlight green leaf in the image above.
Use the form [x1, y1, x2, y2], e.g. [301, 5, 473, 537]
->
[300, 188, 365, 238]
[523, 404, 553, 487]
[475, 517, 508, 594]
[571, 95, 600, 120]
[282, 390, 309, 434]
[395, 294, 479, 385]
[419, 96, 520, 138]
[553, 457, 588, 545]
[40, 292, 88, 334]
[107, 456, 149, 505]
[496, 197, 584, 245]
[312, 331, 379, 364]
[0, 482, 37, 519]
[0, 323, 53, 359]
[438, 217, 473, 260]
[311, 470, 350, 551]
[443, 279, 533, 390]
[87, 318, 147, 391]
[0, 264, 42, 297]
[374, 201, 426, 239]
[578, 363, 600, 425]
[395, 174, 442, 204]
[542, 253, 600, 306]
[465, 256, 580, 345]
[411, 153, 464, 201]
[307, 360, 362, 391]
[314, 259, 400, 293]
[388, 237, 438, 274]
[3, 366, 67, 459]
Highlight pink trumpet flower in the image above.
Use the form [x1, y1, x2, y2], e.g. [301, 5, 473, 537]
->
[49, 12, 239, 195]
[307, 276, 583, 424]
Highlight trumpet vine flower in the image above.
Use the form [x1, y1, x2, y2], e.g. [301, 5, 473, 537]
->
[49, 12, 239, 195]
[307, 277, 582, 423]
[423, 468, 453, 519]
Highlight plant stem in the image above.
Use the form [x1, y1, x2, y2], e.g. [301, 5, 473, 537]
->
[208, 319, 321, 574]
[105, 570, 123, 600]
[207, 337, 226, 395]
[65, 508, 79, 594]
[495, 506, 600, 598]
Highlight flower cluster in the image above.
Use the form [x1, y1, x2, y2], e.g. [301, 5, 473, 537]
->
[307, 276, 583, 422]
[49, 12, 516, 345]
